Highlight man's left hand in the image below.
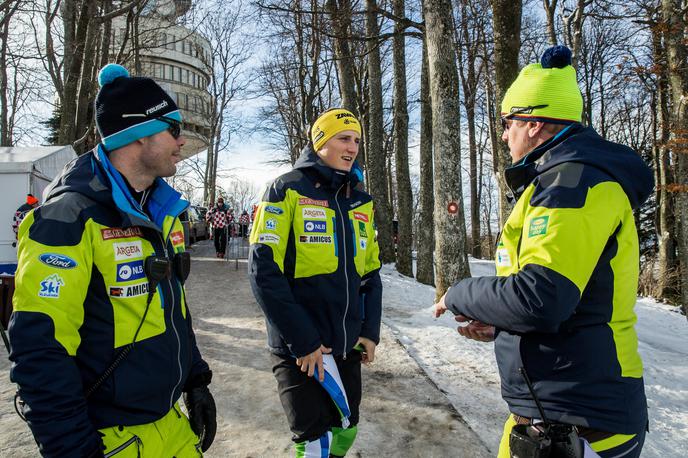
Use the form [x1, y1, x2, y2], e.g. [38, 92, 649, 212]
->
[184, 385, 217, 452]
[433, 292, 449, 318]
[356, 336, 376, 364]
[455, 314, 495, 342]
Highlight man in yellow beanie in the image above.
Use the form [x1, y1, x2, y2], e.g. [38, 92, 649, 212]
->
[434, 46, 651, 458]
[249, 108, 382, 457]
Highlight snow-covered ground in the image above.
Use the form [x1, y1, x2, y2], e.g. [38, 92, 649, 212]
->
[381, 259, 688, 457]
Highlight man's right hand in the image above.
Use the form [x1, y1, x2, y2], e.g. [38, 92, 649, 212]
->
[455, 314, 496, 342]
[296, 345, 332, 382]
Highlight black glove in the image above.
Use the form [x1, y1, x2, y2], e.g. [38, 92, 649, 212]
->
[184, 385, 217, 452]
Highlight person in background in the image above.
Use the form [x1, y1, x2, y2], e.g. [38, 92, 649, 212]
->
[11, 194, 39, 246]
[433, 46, 651, 458]
[249, 108, 382, 457]
[208, 198, 230, 258]
[9, 64, 216, 457]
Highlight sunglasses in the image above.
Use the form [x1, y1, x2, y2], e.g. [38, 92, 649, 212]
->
[500, 104, 548, 131]
[121, 113, 183, 139]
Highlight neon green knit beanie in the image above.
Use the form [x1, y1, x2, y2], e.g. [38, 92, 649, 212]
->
[501, 46, 583, 124]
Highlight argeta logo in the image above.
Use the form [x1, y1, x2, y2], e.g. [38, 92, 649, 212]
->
[117, 260, 146, 282]
[39, 274, 64, 298]
[113, 241, 143, 261]
[304, 220, 326, 233]
[302, 207, 327, 219]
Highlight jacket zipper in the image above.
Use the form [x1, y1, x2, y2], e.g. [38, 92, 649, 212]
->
[334, 183, 350, 359]
[159, 232, 183, 409]
[104, 434, 142, 457]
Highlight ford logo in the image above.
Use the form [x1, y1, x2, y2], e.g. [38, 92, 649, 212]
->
[39, 253, 78, 269]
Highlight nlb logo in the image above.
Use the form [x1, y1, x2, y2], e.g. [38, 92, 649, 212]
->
[113, 241, 143, 261]
[304, 221, 326, 233]
[303, 207, 327, 219]
[117, 260, 146, 282]
[39, 253, 78, 269]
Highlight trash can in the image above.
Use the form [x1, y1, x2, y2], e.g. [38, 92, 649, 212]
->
[0, 274, 15, 329]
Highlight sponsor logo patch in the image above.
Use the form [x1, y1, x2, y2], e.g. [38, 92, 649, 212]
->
[109, 282, 149, 298]
[265, 205, 284, 215]
[298, 235, 333, 244]
[258, 234, 281, 244]
[113, 241, 143, 261]
[101, 227, 143, 240]
[353, 212, 369, 223]
[302, 207, 327, 219]
[265, 218, 277, 230]
[298, 198, 329, 208]
[360, 239, 367, 250]
[358, 221, 367, 238]
[145, 100, 169, 115]
[496, 248, 512, 267]
[170, 231, 184, 246]
[528, 216, 550, 238]
[116, 260, 146, 282]
[39, 274, 64, 298]
[349, 200, 362, 208]
[304, 220, 326, 233]
[39, 253, 78, 269]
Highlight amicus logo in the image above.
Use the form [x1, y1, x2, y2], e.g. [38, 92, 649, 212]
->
[39, 253, 78, 269]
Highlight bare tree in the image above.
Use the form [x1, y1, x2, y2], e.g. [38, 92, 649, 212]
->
[416, 31, 434, 286]
[424, 0, 471, 298]
[364, 0, 395, 263]
[490, 0, 522, 225]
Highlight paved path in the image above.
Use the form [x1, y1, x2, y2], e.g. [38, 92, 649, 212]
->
[0, 240, 490, 457]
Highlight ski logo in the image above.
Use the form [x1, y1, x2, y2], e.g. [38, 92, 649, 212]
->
[353, 212, 369, 223]
[39, 253, 78, 269]
[116, 260, 146, 282]
[528, 216, 549, 238]
[265, 205, 284, 215]
[265, 219, 277, 230]
[113, 241, 143, 261]
[39, 274, 64, 298]
[304, 220, 326, 233]
[258, 234, 280, 244]
[109, 281, 149, 298]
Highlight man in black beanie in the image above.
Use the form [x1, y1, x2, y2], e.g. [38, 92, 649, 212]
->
[9, 64, 216, 457]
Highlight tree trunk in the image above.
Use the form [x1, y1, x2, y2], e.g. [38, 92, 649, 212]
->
[416, 34, 435, 286]
[490, 0, 522, 226]
[652, 16, 677, 300]
[74, 0, 99, 153]
[392, 0, 413, 276]
[424, 0, 471, 299]
[365, 0, 395, 263]
[662, 0, 688, 316]
[542, 0, 558, 46]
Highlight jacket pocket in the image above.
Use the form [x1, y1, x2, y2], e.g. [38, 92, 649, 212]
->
[104, 434, 141, 457]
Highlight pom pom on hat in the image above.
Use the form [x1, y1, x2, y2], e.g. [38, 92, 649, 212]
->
[98, 64, 130, 87]
[540, 45, 572, 69]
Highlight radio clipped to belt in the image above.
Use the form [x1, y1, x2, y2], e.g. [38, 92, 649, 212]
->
[509, 367, 584, 458]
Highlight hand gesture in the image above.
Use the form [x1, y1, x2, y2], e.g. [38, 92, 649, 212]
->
[455, 314, 495, 342]
[296, 345, 332, 382]
[356, 336, 376, 364]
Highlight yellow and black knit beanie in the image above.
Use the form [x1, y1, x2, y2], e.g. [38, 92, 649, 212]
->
[310, 109, 362, 151]
[501, 46, 583, 124]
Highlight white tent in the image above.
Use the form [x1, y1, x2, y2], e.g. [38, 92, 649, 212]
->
[0, 146, 77, 271]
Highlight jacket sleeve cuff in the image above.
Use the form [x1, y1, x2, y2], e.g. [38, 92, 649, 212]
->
[183, 370, 213, 391]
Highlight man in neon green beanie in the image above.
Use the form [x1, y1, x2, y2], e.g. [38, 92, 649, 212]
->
[434, 46, 651, 458]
